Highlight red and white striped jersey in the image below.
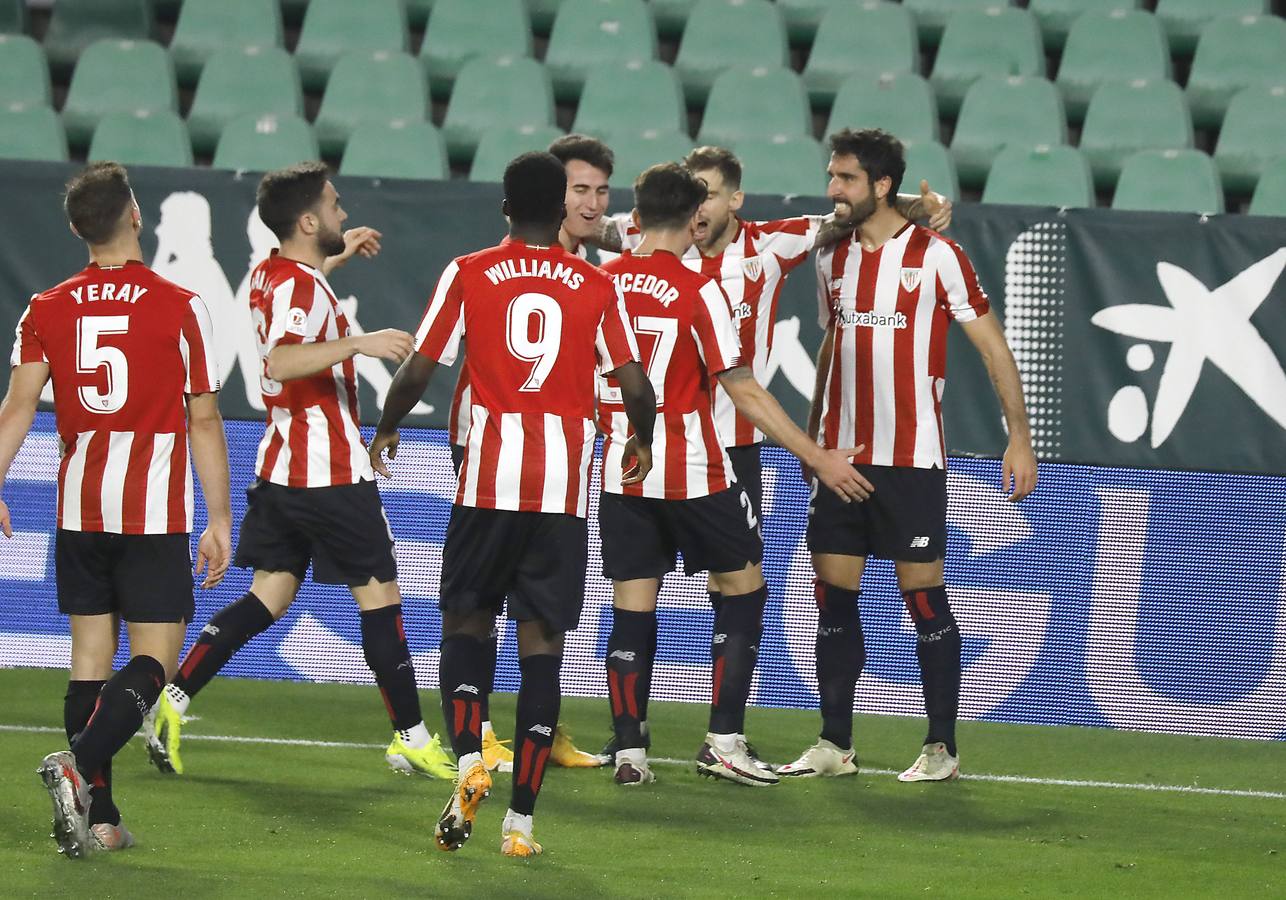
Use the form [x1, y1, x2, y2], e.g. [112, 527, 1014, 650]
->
[815, 223, 990, 469]
[416, 237, 638, 517]
[597, 250, 741, 499]
[248, 251, 372, 488]
[10, 261, 219, 534]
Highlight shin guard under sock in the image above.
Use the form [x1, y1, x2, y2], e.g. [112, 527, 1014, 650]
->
[439, 633, 485, 758]
[173, 592, 275, 698]
[71, 655, 164, 779]
[904, 585, 961, 756]
[606, 608, 656, 750]
[65, 679, 118, 826]
[511, 654, 561, 816]
[708, 585, 767, 735]
[814, 582, 864, 750]
[360, 604, 423, 732]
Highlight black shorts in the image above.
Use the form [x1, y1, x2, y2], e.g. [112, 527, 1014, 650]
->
[599, 487, 763, 581]
[55, 530, 194, 623]
[440, 505, 588, 633]
[233, 478, 398, 586]
[726, 442, 763, 522]
[807, 464, 947, 562]
[450, 443, 464, 477]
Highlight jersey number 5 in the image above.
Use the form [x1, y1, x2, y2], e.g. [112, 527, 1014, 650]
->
[506, 292, 562, 392]
[77, 316, 129, 414]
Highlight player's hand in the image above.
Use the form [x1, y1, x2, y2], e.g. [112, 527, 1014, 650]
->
[811, 446, 874, 503]
[355, 329, 414, 364]
[1002, 440, 1037, 502]
[0, 498, 11, 538]
[620, 436, 652, 486]
[369, 429, 399, 478]
[327, 226, 383, 272]
[920, 180, 953, 231]
[194, 523, 231, 589]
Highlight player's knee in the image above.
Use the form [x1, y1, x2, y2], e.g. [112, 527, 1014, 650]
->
[709, 562, 763, 598]
[901, 585, 958, 639]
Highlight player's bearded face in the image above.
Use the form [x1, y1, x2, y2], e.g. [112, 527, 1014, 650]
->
[317, 222, 346, 257]
[691, 169, 737, 250]
[562, 160, 611, 241]
[313, 182, 348, 257]
[828, 156, 879, 226]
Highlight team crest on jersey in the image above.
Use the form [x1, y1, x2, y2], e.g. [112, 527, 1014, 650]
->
[742, 256, 763, 281]
[900, 267, 923, 292]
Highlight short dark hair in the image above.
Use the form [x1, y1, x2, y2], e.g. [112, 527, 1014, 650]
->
[828, 128, 905, 199]
[634, 163, 706, 231]
[64, 162, 133, 245]
[547, 133, 614, 177]
[683, 145, 741, 190]
[503, 151, 568, 225]
[256, 162, 330, 241]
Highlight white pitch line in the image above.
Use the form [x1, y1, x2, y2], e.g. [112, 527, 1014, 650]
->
[3, 723, 1282, 801]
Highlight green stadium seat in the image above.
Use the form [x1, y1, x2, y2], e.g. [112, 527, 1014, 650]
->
[187, 46, 301, 155]
[213, 113, 318, 172]
[825, 73, 938, 144]
[982, 145, 1093, 207]
[1214, 86, 1286, 195]
[1186, 15, 1286, 129]
[279, 0, 309, 26]
[674, 0, 787, 104]
[1080, 80, 1192, 190]
[315, 51, 426, 158]
[649, 0, 700, 38]
[1029, 0, 1140, 50]
[802, 2, 917, 106]
[88, 110, 193, 168]
[294, 0, 408, 92]
[572, 61, 685, 139]
[1113, 149, 1224, 214]
[697, 67, 809, 148]
[0, 0, 26, 33]
[0, 35, 51, 109]
[406, 0, 436, 29]
[168, 0, 282, 87]
[420, 0, 531, 101]
[930, 7, 1045, 118]
[44, 0, 152, 74]
[950, 76, 1065, 188]
[62, 39, 176, 151]
[902, 140, 959, 200]
[736, 135, 827, 196]
[443, 57, 554, 165]
[1056, 10, 1170, 124]
[0, 106, 68, 162]
[776, 0, 860, 44]
[1155, 0, 1267, 55]
[340, 121, 448, 181]
[469, 125, 566, 182]
[546, 0, 656, 102]
[604, 129, 694, 187]
[902, 0, 1012, 47]
[1249, 158, 1286, 216]
[527, 0, 570, 34]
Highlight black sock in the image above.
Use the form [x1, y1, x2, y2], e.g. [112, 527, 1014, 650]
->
[606, 608, 655, 750]
[65, 679, 119, 826]
[708, 584, 767, 735]
[511, 653, 560, 817]
[439, 633, 485, 758]
[637, 608, 658, 726]
[360, 604, 422, 732]
[815, 582, 864, 750]
[71, 655, 164, 778]
[480, 621, 497, 724]
[173, 592, 275, 697]
[904, 585, 961, 757]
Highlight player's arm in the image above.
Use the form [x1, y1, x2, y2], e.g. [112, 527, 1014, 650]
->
[0, 361, 50, 538]
[959, 312, 1037, 502]
[608, 360, 656, 485]
[716, 365, 872, 503]
[585, 217, 625, 253]
[370, 352, 438, 477]
[806, 322, 836, 445]
[187, 391, 232, 587]
[267, 329, 413, 382]
[893, 180, 953, 232]
[321, 226, 382, 276]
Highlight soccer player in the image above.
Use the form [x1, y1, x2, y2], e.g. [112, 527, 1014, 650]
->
[778, 129, 1037, 783]
[598, 163, 872, 787]
[0, 162, 231, 855]
[145, 163, 456, 781]
[370, 151, 656, 856]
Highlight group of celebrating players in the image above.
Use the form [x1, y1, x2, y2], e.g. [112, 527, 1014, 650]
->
[0, 126, 1036, 860]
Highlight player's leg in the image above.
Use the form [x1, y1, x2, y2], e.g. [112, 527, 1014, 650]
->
[65, 614, 122, 838]
[706, 443, 764, 619]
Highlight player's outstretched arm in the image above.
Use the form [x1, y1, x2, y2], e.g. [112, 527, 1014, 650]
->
[370, 352, 438, 477]
[267, 329, 413, 383]
[960, 312, 1037, 502]
[322, 226, 383, 276]
[804, 323, 836, 475]
[0, 362, 49, 537]
[187, 391, 232, 587]
[609, 360, 656, 485]
[585, 218, 625, 253]
[894, 181, 953, 232]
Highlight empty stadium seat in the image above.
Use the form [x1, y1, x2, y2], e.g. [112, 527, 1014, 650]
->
[443, 57, 555, 165]
[1155, 0, 1267, 55]
[88, 110, 193, 168]
[1056, 10, 1171, 123]
[902, 140, 959, 199]
[697, 67, 809, 148]
[187, 46, 301, 155]
[0, 106, 68, 162]
[982, 145, 1094, 207]
[315, 51, 426, 157]
[340, 121, 448, 181]
[0, 0, 26, 33]
[43, 0, 151, 73]
[803, 2, 918, 105]
[546, 0, 656, 101]
[420, 0, 531, 101]
[1080, 80, 1192, 190]
[294, 0, 408, 92]
[469, 125, 565, 182]
[649, 0, 699, 38]
[0, 35, 51, 109]
[1186, 15, 1286, 129]
[213, 113, 318, 172]
[1249, 158, 1286, 216]
[950, 76, 1066, 188]
[777, 0, 861, 44]
[674, 0, 787, 103]
[62, 40, 177, 150]
[169, 0, 282, 87]
[1214, 86, 1286, 195]
[736, 136, 827, 196]
[1029, 0, 1140, 50]
[1112, 149, 1224, 214]
[605, 129, 694, 187]
[930, 6, 1045, 117]
[825, 72, 938, 144]
[902, 0, 1013, 47]
[405, 0, 435, 29]
[527, 0, 569, 34]
[572, 61, 686, 139]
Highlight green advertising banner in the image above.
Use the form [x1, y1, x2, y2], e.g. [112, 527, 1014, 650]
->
[1, 160, 1283, 473]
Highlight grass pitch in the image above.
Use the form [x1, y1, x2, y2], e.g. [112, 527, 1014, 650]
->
[0, 667, 1281, 898]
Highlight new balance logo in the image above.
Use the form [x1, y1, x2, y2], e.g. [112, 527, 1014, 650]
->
[527, 724, 552, 737]
[909, 536, 930, 548]
[454, 683, 480, 695]
[712, 633, 727, 645]
[609, 650, 636, 662]
[201, 624, 220, 637]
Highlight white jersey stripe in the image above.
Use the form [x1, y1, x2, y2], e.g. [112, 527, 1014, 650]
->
[575, 418, 594, 517]
[98, 431, 133, 533]
[414, 260, 463, 363]
[144, 433, 174, 533]
[494, 413, 524, 511]
[304, 405, 331, 488]
[682, 411, 705, 498]
[461, 406, 487, 507]
[870, 239, 906, 464]
[541, 413, 568, 513]
[912, 274, 941, 468]
[60, 432, 91, 531]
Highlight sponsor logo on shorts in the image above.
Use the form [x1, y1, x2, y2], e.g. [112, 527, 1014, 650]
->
[910, 536, 930, 548]
[528, 724, 552, 736]
[712, 633, 726, 645]
[201, 624, 220, 637]
[609, 650, 636, 662]
[454, 683, 480, 695]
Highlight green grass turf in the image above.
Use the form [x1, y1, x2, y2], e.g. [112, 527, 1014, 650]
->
[0, 667, 1281, 899]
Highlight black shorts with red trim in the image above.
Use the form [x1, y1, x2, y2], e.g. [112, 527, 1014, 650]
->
[807, 464, 947, 562]
[55, 530, 194, 623]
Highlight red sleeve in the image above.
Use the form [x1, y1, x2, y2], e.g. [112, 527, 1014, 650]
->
[182, 295, 220, 394]
[595, 281, 640, 374]
[934, 238, 990, 322]
[414, 259, 466, 364]
[755, 216, 821, 275]
[691, 279, 741, 375]
[9, 297, 45, 367]
[267, 272, 320, 349]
